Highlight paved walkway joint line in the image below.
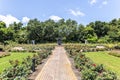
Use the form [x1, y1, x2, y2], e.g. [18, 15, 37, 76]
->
[35, 46, 77, 80]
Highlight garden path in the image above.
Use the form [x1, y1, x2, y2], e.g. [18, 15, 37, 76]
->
[35, 46, 77, 80]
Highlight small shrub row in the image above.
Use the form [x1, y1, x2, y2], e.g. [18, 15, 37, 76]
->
[108, 52, 120, 57]
[65, 44, 110, 53]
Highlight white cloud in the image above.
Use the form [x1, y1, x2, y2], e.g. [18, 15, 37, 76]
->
[49, 15, 62, 21]
[0, 14, 30, 27]
[0, 14, 20, 26]
[90, 0, 97, 5]
[69, 9, 85, 17]
[102, 1, 108, 5]
[99, 0, 108, 8]
[22, 17, 30, 23]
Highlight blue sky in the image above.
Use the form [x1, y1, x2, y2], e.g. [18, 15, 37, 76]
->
[0, 0, 120, 26]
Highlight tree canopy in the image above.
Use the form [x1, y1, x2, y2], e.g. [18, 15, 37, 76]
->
[1, 18, 120, 44]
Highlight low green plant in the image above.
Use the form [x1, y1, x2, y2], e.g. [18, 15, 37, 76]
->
[0, 59, 31, 79]
[82, 69, 97, 80]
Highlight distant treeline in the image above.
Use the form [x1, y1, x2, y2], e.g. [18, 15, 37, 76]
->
[0, 18, 120, 44]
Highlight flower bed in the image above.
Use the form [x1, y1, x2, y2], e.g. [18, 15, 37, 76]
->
[0, 45, 54, 79]
[65, 45, 118, 80]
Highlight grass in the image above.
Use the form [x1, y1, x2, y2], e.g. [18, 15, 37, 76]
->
[84, 51, 120, 78]
[0, 52, 34, 73]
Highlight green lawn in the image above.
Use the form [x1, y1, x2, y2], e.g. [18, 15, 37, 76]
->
[84, 51, 120, 78]
[0, 52, 34, 73]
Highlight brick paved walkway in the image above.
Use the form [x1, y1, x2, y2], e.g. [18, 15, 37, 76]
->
[35, 46, 77, 80]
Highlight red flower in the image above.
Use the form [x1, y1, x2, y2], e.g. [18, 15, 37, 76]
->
[92, 64, 96, 67]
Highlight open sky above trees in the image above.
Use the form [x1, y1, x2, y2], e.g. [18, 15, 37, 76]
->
[0, 0, 120, 26]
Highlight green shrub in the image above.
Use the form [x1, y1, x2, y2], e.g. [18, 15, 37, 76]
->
[114, 45, 120, 49]
[94, 64, 105, 73]
[82, 69, 97, 80]
[96, 71, 117, 80]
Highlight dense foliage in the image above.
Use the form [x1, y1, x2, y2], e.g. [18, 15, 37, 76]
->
[1, 18, 120, 44]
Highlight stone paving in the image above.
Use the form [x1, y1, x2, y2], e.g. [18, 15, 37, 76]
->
[35, 46, 77, 80]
